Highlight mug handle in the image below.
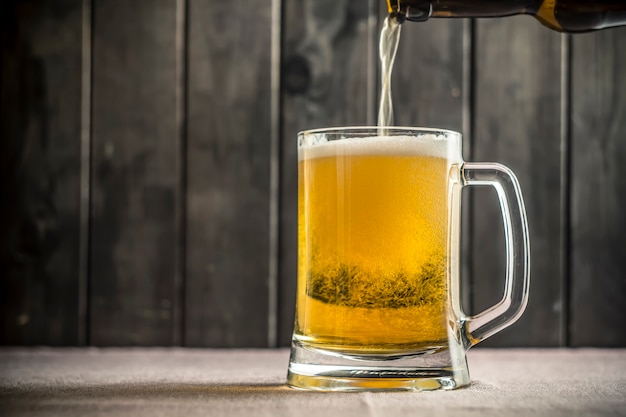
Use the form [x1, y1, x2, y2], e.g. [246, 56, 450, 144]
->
[461, 162, 531, 347]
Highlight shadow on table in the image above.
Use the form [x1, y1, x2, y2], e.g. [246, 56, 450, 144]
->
[0, 382, 316, 401]
[2, 380, 495, 402]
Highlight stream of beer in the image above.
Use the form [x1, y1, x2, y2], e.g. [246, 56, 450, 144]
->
[377, 15, 402, 128]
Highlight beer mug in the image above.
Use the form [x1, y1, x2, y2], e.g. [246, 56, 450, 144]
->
[287, 127, 530, 391]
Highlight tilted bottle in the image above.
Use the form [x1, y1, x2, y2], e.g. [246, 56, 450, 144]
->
[386, 0, 626, 32]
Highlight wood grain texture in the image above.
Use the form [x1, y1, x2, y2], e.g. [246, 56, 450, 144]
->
[184, 0, 273, 347]
[471, 17, 563, 347]
[0, 0, 83, 345]
[277, 0, 379, 345]
[90, 0, 182, 345]
[392, 20, 466, 132]
[570, 27, 626, 347]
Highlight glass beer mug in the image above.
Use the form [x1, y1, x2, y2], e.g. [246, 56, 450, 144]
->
[287, 127, 530, 391]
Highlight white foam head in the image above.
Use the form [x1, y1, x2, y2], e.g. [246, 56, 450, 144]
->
[298, 134, 461, 162]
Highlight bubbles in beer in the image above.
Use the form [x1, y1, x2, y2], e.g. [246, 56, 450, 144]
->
[307, 255, 446, 309]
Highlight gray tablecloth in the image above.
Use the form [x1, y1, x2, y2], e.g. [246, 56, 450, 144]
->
[1, 348, 624, 416]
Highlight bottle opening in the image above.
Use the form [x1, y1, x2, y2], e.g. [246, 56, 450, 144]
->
[405, 4, 432, 22]
[387, 0, 432, 22]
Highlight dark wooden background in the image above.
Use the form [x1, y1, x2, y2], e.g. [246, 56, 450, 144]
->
[2, 0, 625, 347]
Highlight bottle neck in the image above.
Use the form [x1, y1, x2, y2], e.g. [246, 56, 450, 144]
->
[387, 0, 626, 33]
[387, 0, 541, 22]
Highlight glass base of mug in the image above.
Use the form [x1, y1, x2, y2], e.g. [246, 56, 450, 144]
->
[287, 339, 470, 392]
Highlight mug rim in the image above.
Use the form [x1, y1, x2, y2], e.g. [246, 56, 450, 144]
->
[299, 126, 461, 138]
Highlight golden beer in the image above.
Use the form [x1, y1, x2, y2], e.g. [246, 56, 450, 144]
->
[295, 135, 456, 356]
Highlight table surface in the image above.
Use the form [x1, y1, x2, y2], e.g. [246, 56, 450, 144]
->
[1, 348, 625, 417]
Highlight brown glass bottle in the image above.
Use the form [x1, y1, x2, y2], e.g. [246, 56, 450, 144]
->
[386, 0, 626, 32]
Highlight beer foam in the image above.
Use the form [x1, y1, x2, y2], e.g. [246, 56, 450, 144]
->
[298, 134, 460, 161]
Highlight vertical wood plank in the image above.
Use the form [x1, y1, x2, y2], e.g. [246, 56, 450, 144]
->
[0, 0, 83, 345]
[185, 0, 273, 347]
[472, 17, 563, 346]
[90, 0, 181, 345]
[570, 27, 626, 347]
[278, 0, 378, 345]
[392, 20, 466, 132]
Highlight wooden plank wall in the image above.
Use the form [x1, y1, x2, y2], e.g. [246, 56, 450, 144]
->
[1, 0, 625, 347]
[185, 0, 274, 347]
[1, 0, 83, 345]
[89, 0, 182, 346]
[570, 29, 626, 347]
[471, 17, 564, 347]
